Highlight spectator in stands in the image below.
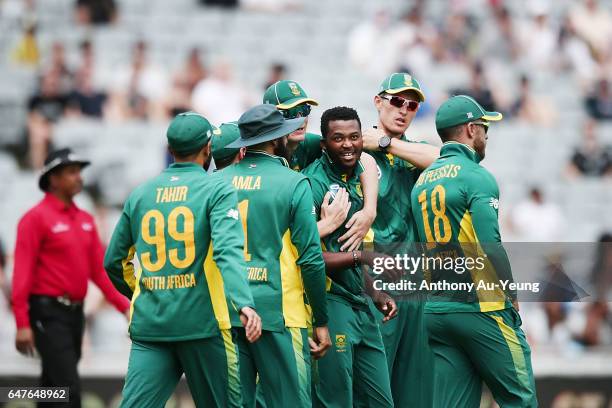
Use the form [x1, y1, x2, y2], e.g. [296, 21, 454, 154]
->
[180, 48, 207, 93]
[107, 40, 169, 121]
[11, 21, 39, 67]
[480, 5, 518, 63]
[46, 42, 73, 93]
[26, 70, 70, 169]
[67, 66, 107, 118]
[509, 187, 564, 242]
[74, 0, 117, 25]
[566, 119, 612, 178]
[191, 59, 250, 124]
[517, 1, 557, 71]
[440, 12, 478, 62]
[568, 0, 612, 62]
[263, 62, 287, 90]
[585, 79, 612, 120]
[557, 15, 598, 84]
[449, 61, 502, 113]
[347, 9, 396, 78]
[510, 74, 557, 126]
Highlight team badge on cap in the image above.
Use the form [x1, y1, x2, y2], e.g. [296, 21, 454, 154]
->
[289, 82, 301, 96]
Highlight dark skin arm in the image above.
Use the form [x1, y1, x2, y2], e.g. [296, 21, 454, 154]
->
[321, 251, 399, 323]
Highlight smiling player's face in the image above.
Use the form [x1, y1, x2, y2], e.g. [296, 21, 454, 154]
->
[324, 119, 363, 173]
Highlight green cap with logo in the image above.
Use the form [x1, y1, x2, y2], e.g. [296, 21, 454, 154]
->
[263, 80, 319, 110]
[378, 72, 426, 102]
[166, 111, 216, 155]
[435, 95, 503, 131]
[211, 122, 241, 162]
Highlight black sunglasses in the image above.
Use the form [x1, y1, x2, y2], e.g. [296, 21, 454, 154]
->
[280, 104, 312, 119]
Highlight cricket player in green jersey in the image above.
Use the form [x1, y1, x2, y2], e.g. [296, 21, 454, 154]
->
[104, 112, 262, 408]
[264, 80, 379, 252]
[303, 106, 397, 408]
[361, 73, 440, 408]
[410, 95, 537, 407]
[211, 122, 245, 170]
[219, 104, 331, 408]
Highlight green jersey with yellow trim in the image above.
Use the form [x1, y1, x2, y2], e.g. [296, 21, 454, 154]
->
[410, 142, 514, 313]
[219, 151, 328, 331]
[303, 151, 369, 308]
[369, 135, 423, 245]
[290, 132, 322, 171]
[104, 162, 255, 342]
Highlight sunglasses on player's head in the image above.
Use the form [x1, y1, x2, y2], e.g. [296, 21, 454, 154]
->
[469, 120, 489, 134]
[380, 94, 420, 111]
[280, 104, 312, 120]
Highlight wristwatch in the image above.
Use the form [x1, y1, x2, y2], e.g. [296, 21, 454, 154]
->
[378, 135, 392, 151]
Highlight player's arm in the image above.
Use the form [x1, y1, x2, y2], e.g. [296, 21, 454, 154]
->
[209, 182, 255, 311]
[362, 127, 439, 169]
[89, 221, 130, 313]
[339, 153, 379, 251]
[290, 178, 331, 358]
[104, 199, 137, 299]
[209, 181, 261, 342]
[467, 170, 517, 304]
[291, 178, 329, 327]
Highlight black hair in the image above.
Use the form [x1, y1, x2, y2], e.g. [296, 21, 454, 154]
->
[320, 106, 361, 139]
[437, 124, 464, 142]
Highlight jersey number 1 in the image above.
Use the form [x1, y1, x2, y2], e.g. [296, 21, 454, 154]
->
[141, 206, 195, 272]
[418, 185, 452, 243]
[238, 200, 252, 261]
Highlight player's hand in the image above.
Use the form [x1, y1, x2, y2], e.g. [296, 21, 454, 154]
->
[373, 292, 398, 323]
[309, 325, 331, 360]
[240, 307, 262, 343]
[338, 209, 375, 252]
[362, 127, 387, 151]
[15, 328, 35, 357]
[319, 190, 350, 238]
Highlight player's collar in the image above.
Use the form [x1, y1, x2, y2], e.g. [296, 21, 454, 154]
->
[440, 142, 482, 163]
[321, 150, 360, 183]
[245, 150, 290, 167]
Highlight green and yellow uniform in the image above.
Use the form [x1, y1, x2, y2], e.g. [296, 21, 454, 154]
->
[290, 132, 322, 171]
[366, 73, 434, 408]
[104, 162, 254, 408]
[303, 152, 393, 408]
[368, 137, 434, 408]
[220, 150, 328, 408]
[410, 141, 536, 407]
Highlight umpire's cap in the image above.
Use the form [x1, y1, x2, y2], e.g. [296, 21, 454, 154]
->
[39, 148, 90, 191]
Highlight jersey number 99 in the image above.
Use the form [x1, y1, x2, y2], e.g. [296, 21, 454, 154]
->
[140, 206, 196, 272]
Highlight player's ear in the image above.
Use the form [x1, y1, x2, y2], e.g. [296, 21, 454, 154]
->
[374, 94, 383, 111]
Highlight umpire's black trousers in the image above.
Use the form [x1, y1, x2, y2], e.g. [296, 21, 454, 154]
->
[29, 295, 85, 408]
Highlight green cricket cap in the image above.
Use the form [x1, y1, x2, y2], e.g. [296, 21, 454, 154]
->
[378, 72, 426, 102]
[167, 111, 215, 155]
[435, 95, 503, 131]
[211, 122, 241, 162]
[263, 80, 319, 110]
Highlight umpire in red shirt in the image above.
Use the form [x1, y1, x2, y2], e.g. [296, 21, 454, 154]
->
[11, 148, 130, 407]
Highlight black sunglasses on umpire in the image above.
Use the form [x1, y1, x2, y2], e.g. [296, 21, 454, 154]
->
[380, 94, 419, 111]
